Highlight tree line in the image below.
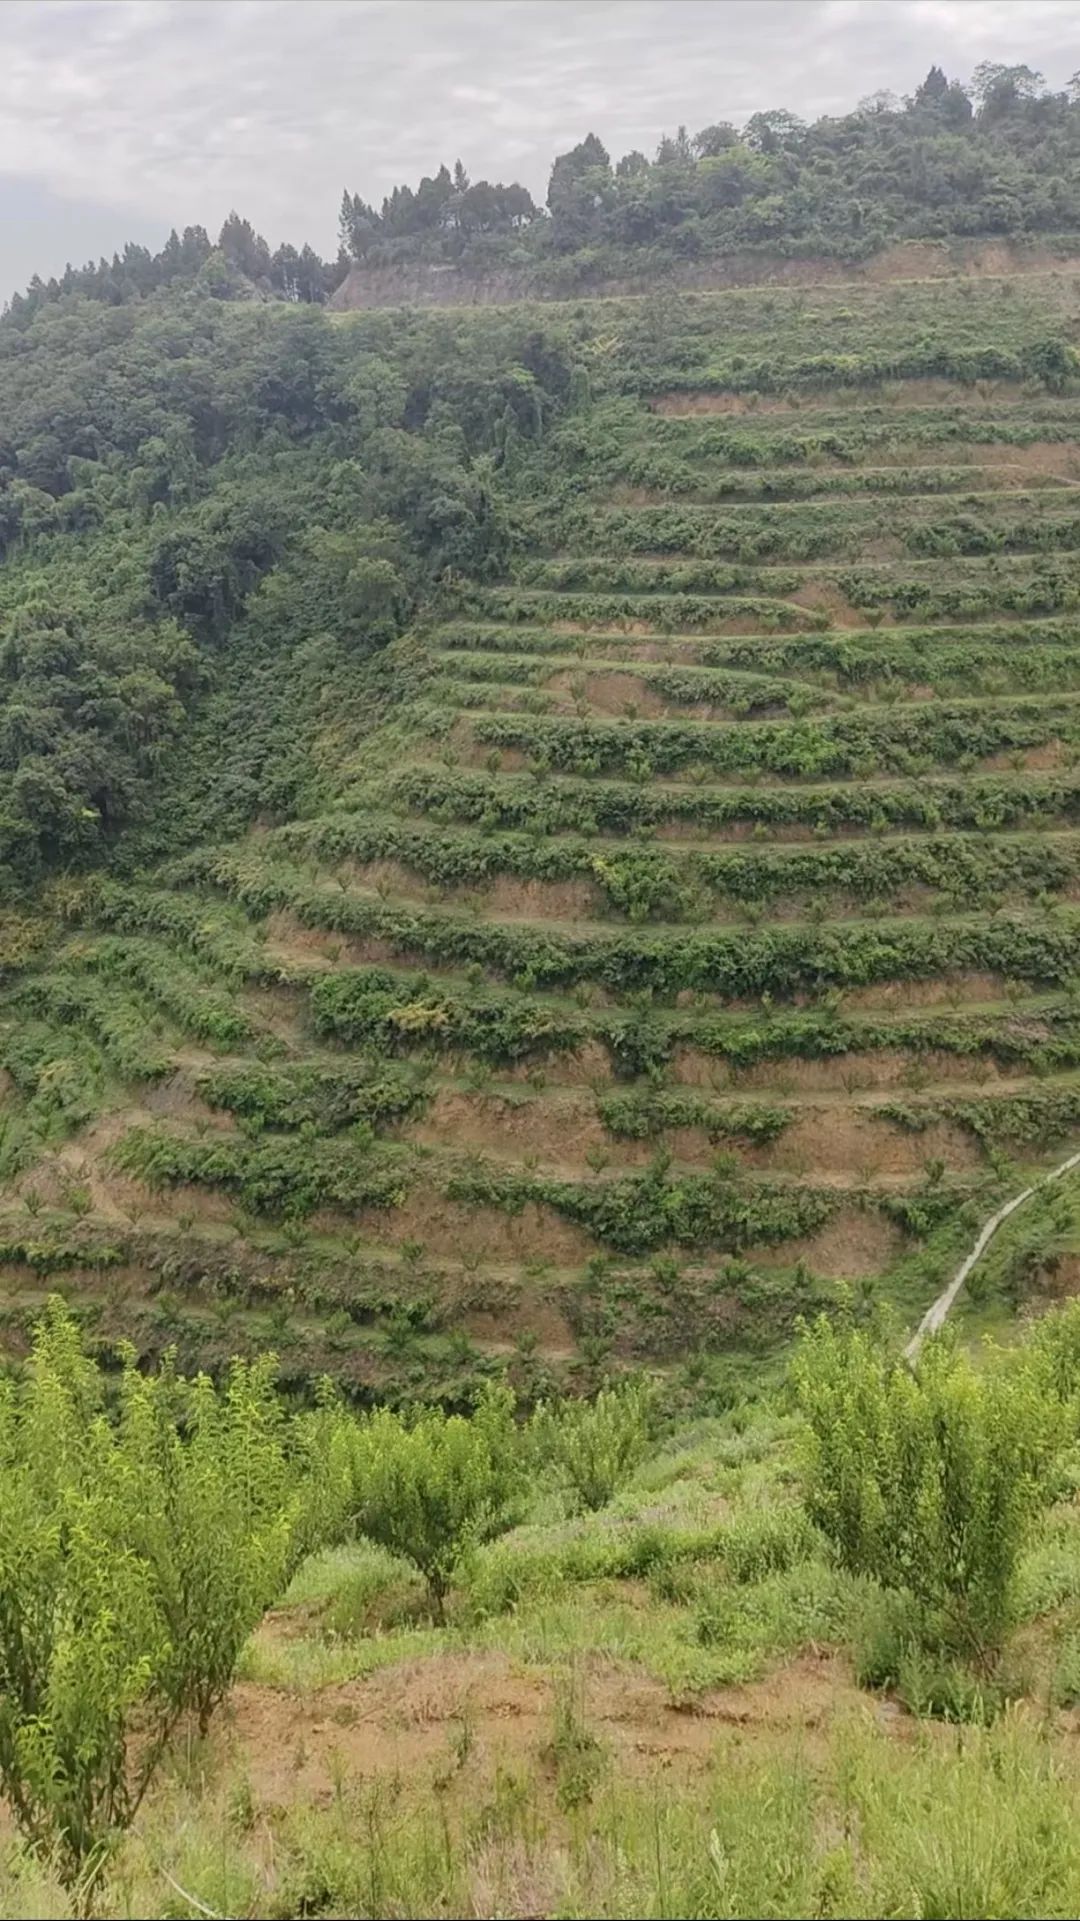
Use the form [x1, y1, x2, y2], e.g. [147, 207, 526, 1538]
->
[7, 61, 1080, 330]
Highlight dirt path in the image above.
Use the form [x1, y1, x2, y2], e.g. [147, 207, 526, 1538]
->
[905, 1147, 1080, 1359]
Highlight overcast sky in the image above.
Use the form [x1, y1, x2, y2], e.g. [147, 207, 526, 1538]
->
[3, 0, 1078, 299]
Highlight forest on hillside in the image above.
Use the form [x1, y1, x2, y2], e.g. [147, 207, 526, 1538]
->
[7, 60, 1080, 325]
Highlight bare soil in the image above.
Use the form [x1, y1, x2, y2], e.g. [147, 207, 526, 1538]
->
[787, 580, 865, 627]
[352, 1191, 596, 1267]
[756, 1207, 904, 1279]
[225, 1646, 868, 1811]
[651, 378, 1031, 418]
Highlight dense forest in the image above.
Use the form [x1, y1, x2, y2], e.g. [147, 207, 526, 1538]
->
[0, 291, 580, 886]
[8, 61, 1080, 328]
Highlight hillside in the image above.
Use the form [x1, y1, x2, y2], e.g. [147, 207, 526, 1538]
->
[8, 1289, 1080, 1918]
[2, 259, 1080, 1405]
[10, 84, 1080, 1915]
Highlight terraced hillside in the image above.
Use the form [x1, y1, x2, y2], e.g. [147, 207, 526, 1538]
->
[4, 265, 1080, 1397]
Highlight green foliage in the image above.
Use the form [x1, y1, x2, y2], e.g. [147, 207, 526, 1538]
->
[0, 1301, 340, 1892]
[115, 1351, 339, 1732]
[472, 697, 1080, 783]
[198, 1058, 430, 1134]
[448, 1158, 836, 1255]
[0, 1303, 165, 1893]
[389, 754, 1080, 840]
[111, 1125, 411, 1220]
[196, 846, 1080, 998]
[792, 1318, 1063, 1659]
[532, 1378, 654, 1510]
[277, 807, 1080, 919]
[348, 1384, 524, 1613]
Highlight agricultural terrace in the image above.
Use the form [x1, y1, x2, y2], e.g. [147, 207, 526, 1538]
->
[3, 263, 1080, 1400]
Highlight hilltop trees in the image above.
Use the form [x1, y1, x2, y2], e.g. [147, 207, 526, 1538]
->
[339, 165, 540, 260]
[333, 64, 1080, 275]
[6, 60, 1080, 332]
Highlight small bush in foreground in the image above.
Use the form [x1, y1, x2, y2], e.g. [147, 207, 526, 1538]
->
[793, 1317, 1063, 1663]
[349, 1384, 525, 1616]
[532, 1377, 655, 1511]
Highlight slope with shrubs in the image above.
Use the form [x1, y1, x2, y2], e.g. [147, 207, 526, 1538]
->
[1, 257, 1080, 1397]
[7, 1294, 1080, 1916]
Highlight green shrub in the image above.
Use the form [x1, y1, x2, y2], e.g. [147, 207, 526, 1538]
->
[0, 1301, 345, 1894]
[348, 1384, 525, 1616]
[792, 1318, 1062, 1661]
[532, 1378, 654, 1511]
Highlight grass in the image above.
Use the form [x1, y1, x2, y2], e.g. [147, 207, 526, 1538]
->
[10, 1397, 1080, 1916]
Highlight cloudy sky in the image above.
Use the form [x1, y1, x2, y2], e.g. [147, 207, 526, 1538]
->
[3, 0, 1078, 299]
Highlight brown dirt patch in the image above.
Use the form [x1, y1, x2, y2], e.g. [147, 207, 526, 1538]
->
[481, 876, 600, 921]
[340, 857, 431, 903]
[30, 1110, 175, 1225]
[787, 579, 864, 627]
[983, 741, 1065, 772]
[354, 1192, 595, 1267]
[241, 981, 310, 1046]
[862, 241, 956, 282]
[412, 1089, 981, 1184]
[842, 972, 1005, 1012]
[462, 1293, 577, 1357]
[691, 1650, 868, 1732]
[744, 1108, 982, 1181]
[711, 1049, 1021, 1096]
[552, 618, 656, 638]
[981, 441, 1080, 481]
[225, 1647, 865, 1811]
[410, 1088, 635, 1167]
[501, 1041, 615, 1088]
[262, 911, 346, 972]
[546, 670, 669, 718]
[864, 440, 1080, 478]
[651, 377, 1029, 417]
[141, 1073, 235, 1129]
[757, 1207, 904, 1279]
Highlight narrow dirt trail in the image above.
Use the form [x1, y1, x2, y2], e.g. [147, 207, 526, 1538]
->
[905, 1147, 1080, 1360]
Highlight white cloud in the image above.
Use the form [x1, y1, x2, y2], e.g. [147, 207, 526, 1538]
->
[0, 0, 1078, 278]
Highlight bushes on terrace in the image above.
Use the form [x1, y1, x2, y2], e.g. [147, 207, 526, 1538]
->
[181, 848, 1080, 996]
[472, 700, 1080, 781]
[112, 1127, 411, 1219]
[644, 339, 1078, 399]
[615, 401, 1080, 471]
[14, 974, 173, 1082]
[880, 1085, 1080, 1151]
[198, 1059, 431, 1133]
[383, 765, 1080, 838]
[446, 1158, 836, 1254]
[473, 589, 823, 632]
[598, 1089, 792, 1143]
[280, 812, 1080, 915]
[547, 500, 1080, 566]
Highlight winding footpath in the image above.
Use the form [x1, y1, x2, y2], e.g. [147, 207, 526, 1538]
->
[904, 1148, 1080, 1362]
